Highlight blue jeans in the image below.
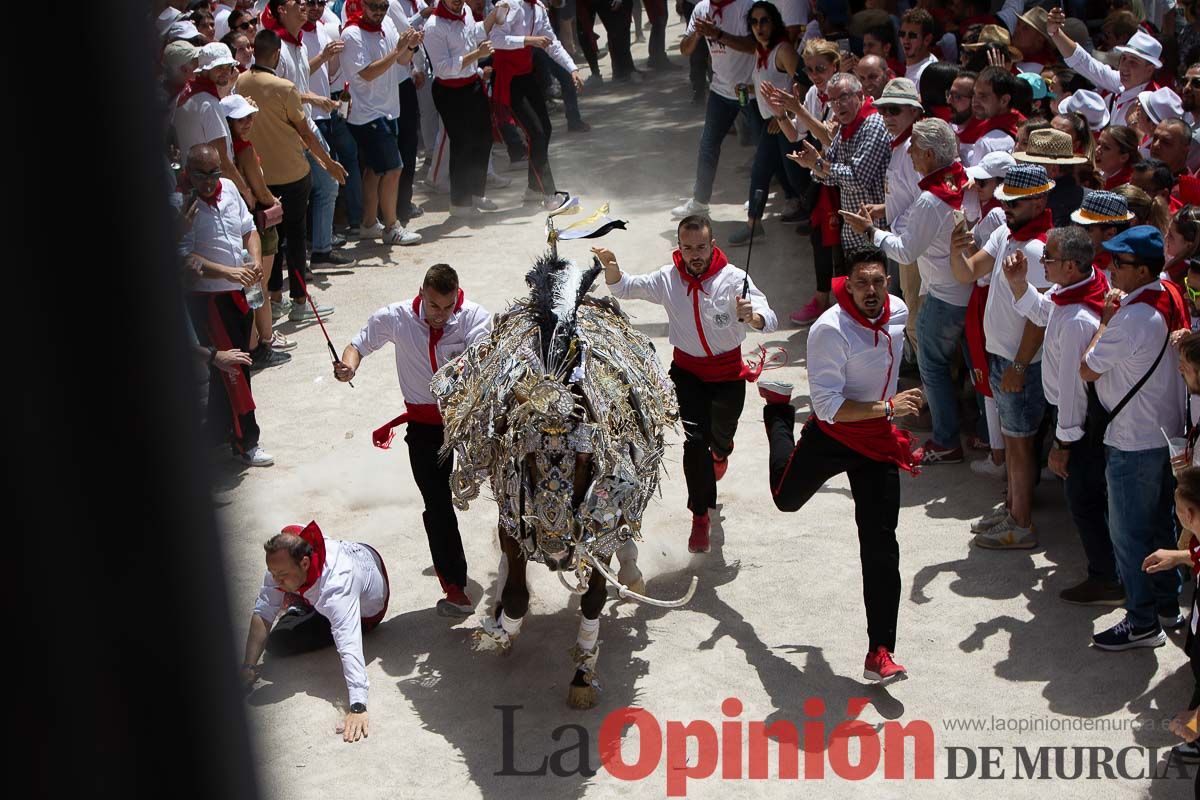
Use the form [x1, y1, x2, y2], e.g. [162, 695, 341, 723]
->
[693, 91, 763, 204]
[305, 125, 338, 254]
[917, 295, 968, 448]
[317, 114, 362, 228]
[1105, 446, 1181, 627]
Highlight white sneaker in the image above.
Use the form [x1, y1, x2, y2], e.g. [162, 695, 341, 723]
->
[239, 445, 274, 467]
[970, 459, 1006, 479]
[357, 221, 386, 239]
[671, 198, 710, 218]
[475, 196, 499, 212]
[384, 223, 423, 245]
[543, 192, 570, 212]
[487, 172, 513, 189]
[449, 204, 480, 218]
[970, 505, 1009, 534]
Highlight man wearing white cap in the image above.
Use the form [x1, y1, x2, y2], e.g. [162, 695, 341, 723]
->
[161, 40, 200, 123]
[1056, 89, 1109, 134]
[1138, 87, 1186, 132]
[176, 42, 256, 206]
[1046, 6, 1162, 129]
[951, 164, 1056, 549]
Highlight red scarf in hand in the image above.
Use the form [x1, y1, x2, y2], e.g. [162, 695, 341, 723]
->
[710, 0, 735, 22]
[839, 96, 877, 141]
[965, 284, 991, 396]
[432, 1, 466, 21]
[1010, 208, 1053, 243]
[673, 246, 730, 295]
[890, 126, 913, 150]
[1124, 282, 1190, 333]
[918, 161, 968, 210]
[957, 109, 1024, 145]
[1103, 167, 1133, 190]
[813, 281, 920, 474]
[1051, 269, 1110, 317]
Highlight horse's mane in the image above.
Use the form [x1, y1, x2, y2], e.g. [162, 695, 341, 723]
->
[523, 253, 603, 373]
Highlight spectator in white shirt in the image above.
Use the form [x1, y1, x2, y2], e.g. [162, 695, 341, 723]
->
[1081, 225, 1189, 651]
[899, 7, 938, 90]
[176, 42, 256, 205]
[843, 117, 972, 466]
[1002, 225, 1123, 606]
[959, 66, 1023, 169]
[241, 521, 390, 744]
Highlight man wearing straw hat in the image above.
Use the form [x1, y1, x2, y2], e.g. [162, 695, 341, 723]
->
[1046, 5, 1163, 129]
[1069, 190, 1135, 273]
[1081, 225, 1189, 650]
[951, 164, 1055, 548]
[1014, 127, 1087, 227]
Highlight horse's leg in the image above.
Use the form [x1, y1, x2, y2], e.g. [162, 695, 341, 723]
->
[615, 539, 645, 595]
[567, 565, 609, 709]
[477, 530, 529, 655]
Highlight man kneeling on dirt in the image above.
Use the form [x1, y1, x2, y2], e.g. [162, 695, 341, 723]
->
[240, 520, 390, 743]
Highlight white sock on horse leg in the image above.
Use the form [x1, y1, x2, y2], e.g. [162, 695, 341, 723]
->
[500, 610, 524, 637]
[576, 616, 600, 651]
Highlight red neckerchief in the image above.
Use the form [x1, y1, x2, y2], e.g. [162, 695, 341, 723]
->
[1010, 209, 1053, 242]
[1122, 281, 1190, 332]
[889, 126, 913, 150]
[1094, 251, 1113, 273]
[1051, 269, 1109, 316]
[918, 161, 968, 210]
[1102, 166, 1133, 189]
[957, 109, 1024, 144]
[980, 197, 1001, 215]
[673, 246, 729, 295]
[755, 43, 772, 70]
[344, 12, 383, 31]
[292, 521, 328, 596]
[929, 104, 953, 122]
[276, 22, 304, 46]
[178, 75, 221, 106]
[432, 1, 466, 21]
[232, 137, 253, 156]
[199, 180, 223, 207]
[831, 275, 890, 345]
[839, 97, 877, 141]
[1167, 258, 1190, 284]
[710, 0, 735, 23]
[301, 20, 317, 32]
[817, 91, 829, 105]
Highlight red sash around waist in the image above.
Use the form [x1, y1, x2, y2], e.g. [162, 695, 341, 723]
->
[372, 402, 444, 449]
[672, 346, 764, 383]
[814, 417, 921, 474]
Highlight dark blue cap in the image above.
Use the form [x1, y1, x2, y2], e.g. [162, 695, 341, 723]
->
[1101, 225, 1165, 259]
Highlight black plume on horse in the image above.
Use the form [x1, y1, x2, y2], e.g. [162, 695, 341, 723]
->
[523, 252, 604, 369]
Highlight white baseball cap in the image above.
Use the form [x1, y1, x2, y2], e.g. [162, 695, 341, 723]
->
[966, 151, 1016, 181]
[166, 20, 201, 42]
[195, 43, 238, 74]
[1056, 89, 1109, 131]
[220, 94, 258, 120]
[1113, 30, 1163, 70]
[1137, 86, 1185, 126]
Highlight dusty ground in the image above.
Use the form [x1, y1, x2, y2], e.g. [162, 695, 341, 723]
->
[217, 19, 1196, 800]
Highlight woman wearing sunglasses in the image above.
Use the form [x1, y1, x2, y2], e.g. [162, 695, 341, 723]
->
[1166, 206, 1200, 297]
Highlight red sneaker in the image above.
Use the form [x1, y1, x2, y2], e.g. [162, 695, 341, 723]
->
[437, 584, 474, 617]
[688, 513, 711, 553]
[919, 439, 964, 465]
[713, 454, 729, 481]
[863, 646, 907, 683]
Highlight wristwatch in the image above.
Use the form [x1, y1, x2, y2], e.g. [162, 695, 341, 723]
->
[349, 702, 367, 714]
[1011, 360, 1027, 374]
[1053, 437, 1073, 451]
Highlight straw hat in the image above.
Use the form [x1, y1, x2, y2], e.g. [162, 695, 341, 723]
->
[1014, 129, 1089, 166]
[963, 24, 1023, 62]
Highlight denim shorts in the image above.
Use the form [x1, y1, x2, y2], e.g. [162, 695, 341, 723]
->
[348, 116, 400, 175]
[987, 353, 1046, 438]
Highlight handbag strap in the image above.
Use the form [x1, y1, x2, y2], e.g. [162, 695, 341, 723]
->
[1101, 332, 1171, 423]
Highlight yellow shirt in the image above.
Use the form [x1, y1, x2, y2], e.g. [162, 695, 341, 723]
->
[234, 67, 311, 186]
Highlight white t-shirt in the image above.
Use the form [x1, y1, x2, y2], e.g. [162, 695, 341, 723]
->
[302, 22, 337, 121]
[982, 224, 1050, 361]
[342, 19, 405, 124]
[905, 52, 938, 90]
[883, 134, 921, 238]
[753, 42, 793, 119]
[960, 130, 1015, 169]
[688, 0, 755, 102]
[176, 88, 234, 163]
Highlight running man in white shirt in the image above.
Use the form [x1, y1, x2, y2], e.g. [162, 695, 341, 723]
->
[334, 264, 492, 615]
[596, 215, 777, 554]
[757, 248, 924, 684]
[240, 520, 390, 743]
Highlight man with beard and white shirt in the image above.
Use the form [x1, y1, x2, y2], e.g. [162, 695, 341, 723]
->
[1002, 225, 1123, 607]
[671, 0, 759, 219]
[899, 7, 938, 90]
[1179, 63, 1200, 126]
[959, 66, 1024, 169]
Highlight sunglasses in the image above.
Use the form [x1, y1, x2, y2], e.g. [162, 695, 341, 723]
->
[877, 106, 906, 116]
[235, 20, 258, 30]
[364, 1, 389, 9]
[899, 31, 921, 39]
[1183, 77, 1200, 88]
[1113, 257, 1144, 268]
[190, 168, 222, 181]
[1186, 280, 1200, 302]
[805, 62, 831, 74]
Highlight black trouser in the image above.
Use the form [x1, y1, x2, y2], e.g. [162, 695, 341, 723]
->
[431, 80, 492, 206]
[689, 28, 710, 95]
[1061, 433, 1118, 582]
[669, 362, 745, 515]
[765, 403, 901, 652]
[405, 422, 468, 588]
[186, 292, 260, 452]
[645, 0, 668, 65]
[578, 0, 635, 79]
[1188, 616, 1199, 709]
[396, 78, 421, 223]
[811, 222, 840, 294]
[267, 172, 312, 302]
[509, 72, 556, 195]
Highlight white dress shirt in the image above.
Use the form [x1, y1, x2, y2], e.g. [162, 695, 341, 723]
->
[342, 18, 405, 124]
[253, 538, 388, 706]
[350, 296, 493, 405]
[180, 179, 254, 293]
[176, 88, 234, 163]
[982, 224, 1050, 361]
[490, 1, 576, 74]
[687, 0, 755, 102]
[1012, 277, 1101, 442]
[883, 135, 922, 238]
[960, 130, 1016, 169]
[1064, 43, 1152, 128]
[873, 187, 971, 306]
[389, 0, 430, 29]
[1085, 281, 1186, 451]
[608, 262, 778, 358]
[214, 3, 235, 40]
[807, 295, 908, 423]
[424, 6, 488, 81]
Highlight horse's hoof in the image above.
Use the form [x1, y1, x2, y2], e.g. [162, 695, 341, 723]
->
[473, 618, 514, 655]
[625, 577, 646, 596]
[567, 683, 599, 709]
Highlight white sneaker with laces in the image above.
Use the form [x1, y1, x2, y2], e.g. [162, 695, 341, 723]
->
[475, 196, 499, 212]
[970, 459, 1006, 479]
[970, 506, 1008, 534]
[671, 199, 710, 218]
[357, 221, 386, 239]
[384, 224, 423, 245]
[239, 445, 274, 467]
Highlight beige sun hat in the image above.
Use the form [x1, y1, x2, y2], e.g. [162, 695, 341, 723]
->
[1013, 128, 1089, 166]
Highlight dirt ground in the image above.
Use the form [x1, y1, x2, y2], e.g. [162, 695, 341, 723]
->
[216, 19, 1196, 800]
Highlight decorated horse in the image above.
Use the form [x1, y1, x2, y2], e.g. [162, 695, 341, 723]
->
[430, 252, 696, 708]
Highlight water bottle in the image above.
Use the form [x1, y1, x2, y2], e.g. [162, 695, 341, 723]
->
[242, 248, 264, 310]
